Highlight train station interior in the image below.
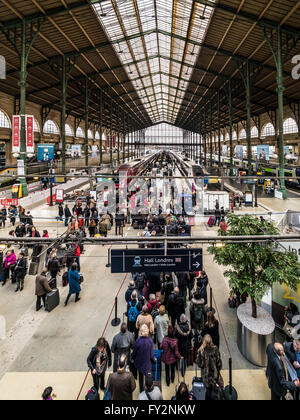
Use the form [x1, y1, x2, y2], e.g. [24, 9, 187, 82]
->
[0, 0, 299, 403]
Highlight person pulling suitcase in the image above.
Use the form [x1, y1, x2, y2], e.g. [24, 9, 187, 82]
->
[35, 268, 53, 311]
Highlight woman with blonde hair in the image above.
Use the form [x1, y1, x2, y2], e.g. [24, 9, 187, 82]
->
[201, 311, 220, 348]
[197, 334, 222, 390]
[136, 305, 154, 337]
[154, 305, 169, 348]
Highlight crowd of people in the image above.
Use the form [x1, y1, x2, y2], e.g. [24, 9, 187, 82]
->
[83, 268, 224, 401]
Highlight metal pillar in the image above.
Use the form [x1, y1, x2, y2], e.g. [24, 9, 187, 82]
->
[117, 107, 120, 164]
[228, 82, 234, 175]
[276, 28, 287, 199]
[123, 113, 126, 163]
[261, 25, 288, 199]
[85, 77, 89, 168]
[61, 56, 67, 176]
[110, 99, 113, 166]
[99, 91, 103, 166]
[210, 102, 213, 168]
[203, 109, 207, 167]
[245, 61, 253, 175]
[218, 92, 221, 172]
[18, 21, 44, 195]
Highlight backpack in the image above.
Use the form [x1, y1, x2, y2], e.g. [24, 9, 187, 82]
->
[85, 386, 100, 400]
[128, 301, 139, 323]
[90, 219, 96, 228]
[135, 273, 145, 291]
[192, 304, 203, 323]
[151, 302, 160, 321]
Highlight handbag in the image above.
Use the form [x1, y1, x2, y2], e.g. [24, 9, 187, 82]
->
[103, 389, 111, 400]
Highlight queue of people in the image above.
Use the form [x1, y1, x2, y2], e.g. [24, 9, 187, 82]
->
[83, 266, 223, 401]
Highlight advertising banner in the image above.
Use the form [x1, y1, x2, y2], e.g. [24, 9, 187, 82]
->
[37, 144, 55, 162]
[222, 145, 228, 156]
[71, 145, 82, 158]
[55, 189, 64, 203]
[257, 145, 270, 161]
[235, 145, 244, 160]
[0, 198, 18, 207]
[12, 115, 21, 153]
[26, 115, 34, 153]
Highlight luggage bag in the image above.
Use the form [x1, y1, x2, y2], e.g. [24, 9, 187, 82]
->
[45, 289, 60, 312]
[192, 364, 206, 400]
[152, 349, 162, 390]
[208, 217, 215, 227]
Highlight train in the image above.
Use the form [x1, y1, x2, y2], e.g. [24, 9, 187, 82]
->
[203, 153, 300, 189]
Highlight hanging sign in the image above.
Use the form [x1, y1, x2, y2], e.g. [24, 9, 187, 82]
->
[12, 115, 21, 153]
[26, 115, 34, 153]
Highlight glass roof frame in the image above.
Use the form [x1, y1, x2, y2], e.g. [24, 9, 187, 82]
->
[92, 0, 215, 124]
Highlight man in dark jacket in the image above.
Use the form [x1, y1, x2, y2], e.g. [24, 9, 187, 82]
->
[111, 323, 135, 372]
[13, 252, 27, 292]
[125, 281, 137, 304]
[266, 343, 300, 400]
[35, 268, 53, 311]
[15, 223, 25, 238]
[176, 272, 189, 307]
[284, 339, 300, 400]
[107, 354, 136, 400]
[64, 205, 72, 227]
[58, 204, 64, 221]
[148, 272, 161, 295]
[166, 287, 185, 327]
[47, 254, 60, 288]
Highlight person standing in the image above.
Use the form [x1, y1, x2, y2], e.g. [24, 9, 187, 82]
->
[201, 311, 220, 348]
[64, 205, 72, 227]
[126, 290, 141, 334]
[175, 314, 193, 378]
[107, 355, 136, 400]
[35, 268, 53, 311]
[58, 204, 64, 222]
[13, 252, 27, 292]
[266, 342, 300, 400]
[111, 323, 135, 373]
[87, 337, 112, 391]
[47, 253, 60, 288]
[154, 305, 169, 349]
[160, 325, 182, 387]
[64, 263, 81, 306]
[2, 249, 17, 286]
[136, 305, 154, 337]
[196, 334, 222, 393]
[132, 324, 156, 393]
[166, 287, 185, 328]
[284, 339, 300, 400]
[138, 372, 163, 401]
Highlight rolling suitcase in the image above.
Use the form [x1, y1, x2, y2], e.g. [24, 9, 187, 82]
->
[29, 261, 38, 276]
[152, 349, 162, 390]
[192, 364, 206, 400]
[223, 358, 238, 400]
[208, 217, 215, 227]
[45, 289, 60, 312]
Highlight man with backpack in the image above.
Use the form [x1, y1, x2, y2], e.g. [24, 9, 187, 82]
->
[127, 290, 141, 334]
[134, 272, 146, 297]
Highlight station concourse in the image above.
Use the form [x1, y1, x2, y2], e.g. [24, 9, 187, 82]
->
[0, 0, 299, 403]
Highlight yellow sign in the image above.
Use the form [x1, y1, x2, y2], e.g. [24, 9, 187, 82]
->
[283, 283, 300, 305]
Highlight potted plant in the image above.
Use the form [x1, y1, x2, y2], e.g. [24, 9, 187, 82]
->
[208, 214, 300, 366]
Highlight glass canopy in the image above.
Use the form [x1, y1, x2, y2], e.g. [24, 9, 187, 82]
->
[92, 0, 215, 124]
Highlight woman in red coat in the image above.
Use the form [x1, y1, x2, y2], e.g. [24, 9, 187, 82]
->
[160, 325, 182, 386]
